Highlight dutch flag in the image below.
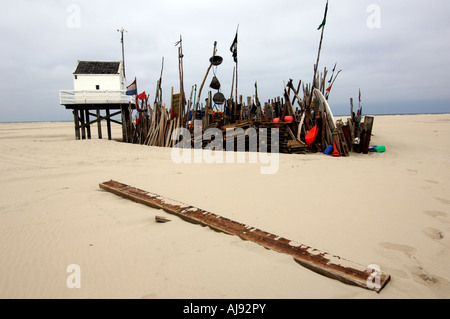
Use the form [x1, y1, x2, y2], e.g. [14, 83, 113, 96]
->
[126, 79, 137, 96]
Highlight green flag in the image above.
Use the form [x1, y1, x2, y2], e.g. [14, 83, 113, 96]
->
[317, 1, 328, 30]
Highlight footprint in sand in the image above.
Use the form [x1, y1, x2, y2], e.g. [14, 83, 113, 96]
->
[423, 227, 444, 240]
[379, 242, 417, 257]
[435, 197, 450, 205]
[421, 179, 440, 190]
[411, 265, 440, 285]
[379, 242, 446, 286]
[424, 211, 449, 224]
[425, 210, 448, 218]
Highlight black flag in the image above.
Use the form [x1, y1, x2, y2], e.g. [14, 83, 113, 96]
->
[230, 31, 238, 63]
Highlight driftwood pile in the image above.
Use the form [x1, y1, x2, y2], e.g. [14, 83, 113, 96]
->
[122, 68, 374, 156]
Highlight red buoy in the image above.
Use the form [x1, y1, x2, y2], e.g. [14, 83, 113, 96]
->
[273, 118, 280, 123]
[284, 115, 294, 123]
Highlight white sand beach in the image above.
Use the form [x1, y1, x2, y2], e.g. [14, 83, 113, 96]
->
[0, 114, 449, 299]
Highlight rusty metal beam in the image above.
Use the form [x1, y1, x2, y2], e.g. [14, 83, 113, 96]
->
[99, 180, 390, 292]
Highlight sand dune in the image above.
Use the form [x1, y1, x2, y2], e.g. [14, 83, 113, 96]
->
[0, 114, 449, 298]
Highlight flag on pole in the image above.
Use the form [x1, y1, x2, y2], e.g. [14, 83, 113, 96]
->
[126, 79, 137, 96]
[230, 29, 238, 63]
[357, 89, 362, 118]
[317, 1, 329, 30]
[138, 91, 147, 100]
[136, 114, 143, 125]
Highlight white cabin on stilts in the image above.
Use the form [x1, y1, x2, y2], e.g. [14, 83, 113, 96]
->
[59, 60, 135, 141]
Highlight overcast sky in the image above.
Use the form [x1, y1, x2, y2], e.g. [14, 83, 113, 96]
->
[1, 0, 450, 122]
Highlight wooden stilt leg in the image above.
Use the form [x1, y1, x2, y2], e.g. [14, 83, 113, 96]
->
[97, 108, 102, 139]
[106, 108, 112, 140]
[85, 109, 91, 139]
[121, 106, 128, 143]
[73, 108, 80, 140]
[79, 109, 86, 140]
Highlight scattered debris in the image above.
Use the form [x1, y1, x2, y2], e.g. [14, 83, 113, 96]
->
[155, 215, 171, 223]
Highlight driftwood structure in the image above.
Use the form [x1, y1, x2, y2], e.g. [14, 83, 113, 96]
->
[100, 180, 391, 292]
[123, 70, 374, 156]
[121, 1, 374, 156]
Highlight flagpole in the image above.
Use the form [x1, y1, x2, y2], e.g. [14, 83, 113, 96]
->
[176, 35, 185, 119]
[117, 28, 127, 79]
[310, 1, 328, 107]
[134, 76, 138, 114]
[235, 25, 239, 120]
[195, 41, 217, 121]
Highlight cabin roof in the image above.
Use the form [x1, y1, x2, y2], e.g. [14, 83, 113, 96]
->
[73, 61, 121, 75]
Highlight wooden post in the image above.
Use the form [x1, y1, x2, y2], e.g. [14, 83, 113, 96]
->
[361, 116, 374, 154]
[350, 98, 354, 119]
[121, 105, 128, 142]
[96, 108, 102, 139]
[195, 42, 217, 121]
[247, 96, 252, 120]
[128, 102, 133, 143]
[235, 60, 238, 119]
[309, 0, 328, 110]
[170, 86, 174, 119]
[84, 109, 91, 139]
[239, 95, 243, 121]
[230, 66, 235, 102]
[177, 35, 186, 120]
[235, 26, 239, 118]
[79, 108, 86, 140]
[73, 108, 80, 140]
[106, 108, 112, 140]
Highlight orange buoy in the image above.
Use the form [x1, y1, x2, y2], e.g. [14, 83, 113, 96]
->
[332, 140, 340, 157]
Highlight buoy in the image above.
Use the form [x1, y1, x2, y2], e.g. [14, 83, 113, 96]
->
[273, 118, 280, 123]
[209, 55, 223, 66]
[332, 140, 340, 157]
[209, 76, 221, 90]
[374, 145, 386, 153]
[213, 92, 225, 105]
[305, 125, 318, 147]
[284, 115, 294, 123]
[324, 144, 333, 155]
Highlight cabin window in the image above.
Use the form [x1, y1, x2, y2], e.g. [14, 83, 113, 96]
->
[96, 85, 100, 90]
[74, 75, 77, 80]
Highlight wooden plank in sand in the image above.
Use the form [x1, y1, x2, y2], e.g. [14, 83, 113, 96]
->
[99, 180, 391, 293]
